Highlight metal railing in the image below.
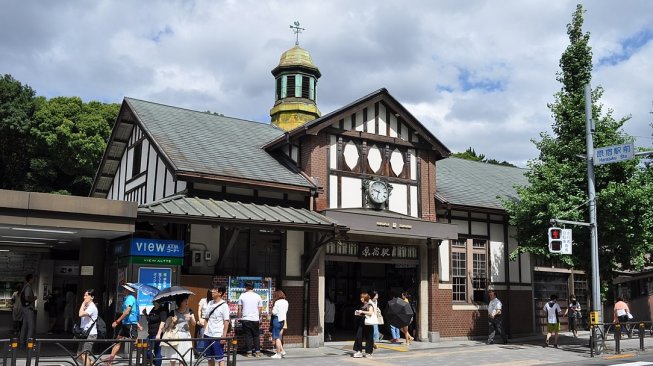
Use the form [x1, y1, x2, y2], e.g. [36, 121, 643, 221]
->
[589, 321, 653, 357]
[20, 336, 237, 366]
[0, 339, 18, 366]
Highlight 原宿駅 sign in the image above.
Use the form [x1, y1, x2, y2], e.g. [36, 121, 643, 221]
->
[594, 143, 634, 166]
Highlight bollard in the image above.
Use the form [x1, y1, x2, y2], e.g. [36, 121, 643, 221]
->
[615, 324, 621, 354]
[10, 338, 18, 366]
[25, 338, 35, 366]
[231, 339, 238, 366]
[640, 323, 645, 351]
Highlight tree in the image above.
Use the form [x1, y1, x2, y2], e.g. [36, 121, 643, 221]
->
[0, 74, 37, 190]
[503, 5, 652, 285]
[452, 147, 516, 167]
[29, 97, 119, 195]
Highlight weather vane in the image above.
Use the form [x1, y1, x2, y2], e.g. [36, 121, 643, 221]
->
[289, 21, 305, 46]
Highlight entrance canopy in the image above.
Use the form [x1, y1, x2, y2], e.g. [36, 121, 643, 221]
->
[323, 208, 458, 241]
[138, 195, 348, 233]
[0, 189, 138, 251]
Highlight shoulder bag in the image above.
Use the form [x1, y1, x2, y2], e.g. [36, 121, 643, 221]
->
[364, 304, 379, 325]
[161, 313, 180, 347]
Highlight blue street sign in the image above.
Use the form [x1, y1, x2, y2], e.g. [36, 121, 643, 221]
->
[594, 143, 634, 166]
[130, 238, 184, 258]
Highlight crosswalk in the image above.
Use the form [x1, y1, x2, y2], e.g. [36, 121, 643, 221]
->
[610, 362, 653, 366]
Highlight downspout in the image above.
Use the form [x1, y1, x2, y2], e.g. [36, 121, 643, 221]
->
[503, 216, 511, 338]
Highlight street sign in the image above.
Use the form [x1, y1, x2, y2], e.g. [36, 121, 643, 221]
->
[594, 143, 634, 166]
[560, 228, 572, 255]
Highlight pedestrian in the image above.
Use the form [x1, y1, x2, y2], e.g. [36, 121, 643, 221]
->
[19, 274, 36, 347]
[202, 286, 230, 366]
[543, 294, 562, 348]
[105, 284, 142, 364]
[196, 290, 211, 355]
[370, 291, 382, 347]
[352, 292, 375, 358]
[564, 295, 581, 337]
[77, 289, 98, 366]
[324, 294, 335, 341]
[614, 296, 633, 337]
[163, 295, 196, 366]
[11, 283, 23, 335]
[237, 282, 264, 358]
[271, 289, 288, 359]
[64, 287, 76, 333]
[388, 292, 401, 343]
[487, 290, 507, 344]
[400, 292, 414, 345]
[46, 288, 60, 334]
[145, 300, 168, 366]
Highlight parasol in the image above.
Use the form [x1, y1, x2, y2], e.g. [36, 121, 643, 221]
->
[153, 286, 195, 303]
[384, 298, 414, 328]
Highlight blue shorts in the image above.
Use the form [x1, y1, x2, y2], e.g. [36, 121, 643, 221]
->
[271, 316, 285, 340]
[204, 336, 224, 361]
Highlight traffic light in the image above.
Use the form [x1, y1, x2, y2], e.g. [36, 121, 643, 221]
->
[548, 227, 562, 253]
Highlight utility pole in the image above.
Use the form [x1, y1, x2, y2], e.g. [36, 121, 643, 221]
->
[584, 83, 601, 324]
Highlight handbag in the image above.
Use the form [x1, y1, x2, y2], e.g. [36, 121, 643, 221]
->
[375, 306, 384, 325]
[161, 314, 180, 347]
[73, 317, 98, 339]
[364, 304, 379, 325]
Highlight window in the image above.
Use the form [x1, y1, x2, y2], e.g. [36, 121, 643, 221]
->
[301, 76, 310, 99]
[131, 143, 142, 178]
[276, 78, 282, 100]
[286, 75, 296, 97]
[451, 238, 488, 303]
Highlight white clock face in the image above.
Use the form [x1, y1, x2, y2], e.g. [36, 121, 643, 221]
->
[369, 181, 389, 204]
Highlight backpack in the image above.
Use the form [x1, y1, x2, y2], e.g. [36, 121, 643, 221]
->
[95, 316, 107, 338]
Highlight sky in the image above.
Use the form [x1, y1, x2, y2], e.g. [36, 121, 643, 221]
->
[1, 0, 652, 167]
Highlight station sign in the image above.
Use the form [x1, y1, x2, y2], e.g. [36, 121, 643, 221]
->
[594, 143, 634, 166]
[358, 244, 393, 259]
[130, 238, 184, 258]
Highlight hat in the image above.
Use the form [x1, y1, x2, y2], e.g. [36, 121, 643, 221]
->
[122, 284, 136, 293]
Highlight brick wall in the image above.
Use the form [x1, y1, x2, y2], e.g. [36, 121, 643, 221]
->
[283, 285, 304, 345]
[419, 150, 436, 222]
[308, 267, 321, 336]
[300, 134, 329, 211]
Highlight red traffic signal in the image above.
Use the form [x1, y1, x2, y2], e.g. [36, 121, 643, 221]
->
[548, 227, 563, 253]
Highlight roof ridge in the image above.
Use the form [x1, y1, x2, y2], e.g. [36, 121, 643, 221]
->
[446, 157, 529, 171]
[124, 97, 275, 127]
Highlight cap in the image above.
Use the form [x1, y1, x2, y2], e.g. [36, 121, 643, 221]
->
[122, 284, 136, 293]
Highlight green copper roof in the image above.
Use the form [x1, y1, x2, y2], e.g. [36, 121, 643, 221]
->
[125, 98, 314, 188]
[436, 158, 529, 211]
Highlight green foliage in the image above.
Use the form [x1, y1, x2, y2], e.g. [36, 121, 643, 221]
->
[452, 147, 516, 167]
[0, 74, 37, 190]
[503, 5, 653, 283]
[0, 74, 119, 195]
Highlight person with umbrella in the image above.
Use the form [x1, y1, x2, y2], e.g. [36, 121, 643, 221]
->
[162, 294, 197, 366]
[384, 292, 414, 345]
[105, 284, 142, 365]
[352, 292, 375, 358]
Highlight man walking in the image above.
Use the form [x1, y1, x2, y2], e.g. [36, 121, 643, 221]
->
[19, 274, 36, 347]
[487, 290, 507, 344]
[106, 284, 142, 363]
[237, 282, 263, 358]
[544, 294, 562, 348]
[203, 286, 231, 366]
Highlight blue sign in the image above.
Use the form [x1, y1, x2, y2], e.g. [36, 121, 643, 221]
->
[137, 267, 172, 313]
[594, 143, 634, 166]
[130, 238, 184, 258]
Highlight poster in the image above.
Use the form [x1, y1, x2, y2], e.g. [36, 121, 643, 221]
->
[137, 267, 172, 313]
[227, 276, 272, 314]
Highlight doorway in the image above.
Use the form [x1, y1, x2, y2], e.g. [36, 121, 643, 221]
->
[325, 260, 418, 341]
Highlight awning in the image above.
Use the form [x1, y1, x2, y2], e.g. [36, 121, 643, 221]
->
[322, 208, 458, 241]
[138, 196, 347, 233]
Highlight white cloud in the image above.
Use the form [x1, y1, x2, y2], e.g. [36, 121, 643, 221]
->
[1, 0, 652, 166]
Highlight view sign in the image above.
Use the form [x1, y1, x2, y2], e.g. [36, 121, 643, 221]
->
[594, 143, 634, 166]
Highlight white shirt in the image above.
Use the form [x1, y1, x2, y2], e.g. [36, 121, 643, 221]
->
[488, 297, 502, 318]
[81, 302, 98, 335]
[203, 300, 230, 337]
[238, 291, 263, 321]
[272, 299, 288, 322]
[544, 301, 562, 324]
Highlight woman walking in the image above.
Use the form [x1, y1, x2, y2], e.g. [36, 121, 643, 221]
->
[162, 295, 197, 366]
[352, 292, 375, 358]
[370, 291, 382, 347]
[564, 295, 581, 337]
[77, 289, 98, 366]
[401, 292, 414, 345]
[145, 300, 168, 366]
[271, 290, 289, 359]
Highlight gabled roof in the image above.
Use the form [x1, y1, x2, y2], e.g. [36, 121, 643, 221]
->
[263, 88, 451, 158]
[138, 195, 346, 232]
[435, 158, 529, 211]
[91, 98, 316, 197]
